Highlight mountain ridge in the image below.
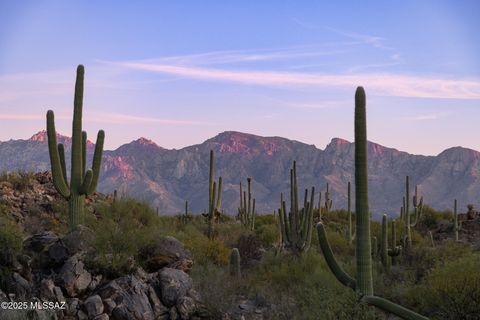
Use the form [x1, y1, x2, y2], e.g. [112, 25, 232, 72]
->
[1, 130, 479, 218]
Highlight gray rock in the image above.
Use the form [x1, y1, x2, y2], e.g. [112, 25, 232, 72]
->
[169, 307, 179, 320]
[85, 294, 104, 318]
[24, 231, 58, 252]
[103, 298, 116, 314]
[94, 314, 110, 320]
[139, 236, 193, 272]
[58, 254, 92, 297]
[177, 296, 196, 320]
[77, 309, 88, 320]
[5, 272, 31, 298]
[99, 275, 162, 320]
[61, 225, 94, 255]
[158, 268, 193, 307]
[66, 298, 80, 316]
[88, 274, 103, 291]
[48, 242, 69, 265]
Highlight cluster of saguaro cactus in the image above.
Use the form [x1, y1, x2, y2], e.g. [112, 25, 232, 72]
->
[47, 65, 105, 231]
[277, 161, 315, 255]
[403, 177, 424, 247]
[388, 219, 401, 266]
[317, 87, 429, 320]
[205, 150, 222, 239]
[454, 199, 461, 241]
[229, 248, 241, 277]
[238, 177, 256, 230]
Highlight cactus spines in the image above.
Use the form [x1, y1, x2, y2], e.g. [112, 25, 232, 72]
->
[229, 248, 241, 277]
[277, 161, 315, 255]
[316, 87, 429, 320]
[454, 199, 461, 241]
[206, 150, 222, 239]
[47, 65, 105, 231]
[388, 219, 401, 266]
[238, 177, 256, 230]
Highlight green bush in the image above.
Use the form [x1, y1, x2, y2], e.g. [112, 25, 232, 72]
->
[86, 198, 162, 277]
[407, 254, 480, 319]
[0, 171, 36, 192]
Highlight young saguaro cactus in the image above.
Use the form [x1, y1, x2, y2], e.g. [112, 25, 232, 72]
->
[403, 178, 424, 247]
[229, 248, 241, 277]
[454, 199, 461, 241]
[206, 150, 222, 239]
[317, 87, 429, 320]
[277, 161, 315, 255]
[47, 65, 104, 231]
[238, 177, 256, 230]
[183, 200, 190, 225]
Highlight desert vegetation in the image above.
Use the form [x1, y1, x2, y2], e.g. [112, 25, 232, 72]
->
[0, 66, 479, 319]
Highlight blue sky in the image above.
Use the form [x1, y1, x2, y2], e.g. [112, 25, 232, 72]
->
[0, 1, 479, 155]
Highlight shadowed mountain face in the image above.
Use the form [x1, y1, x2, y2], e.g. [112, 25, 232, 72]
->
[1, 130, 479, 219]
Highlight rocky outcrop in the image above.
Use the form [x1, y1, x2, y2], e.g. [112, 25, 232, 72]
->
[0, 228, 209, 320]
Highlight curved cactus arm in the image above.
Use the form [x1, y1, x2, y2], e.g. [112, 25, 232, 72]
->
[79, 169, 93, 195]
[317, 222, 356, 290]
[361, 295, 429, 320]
[57, 143, 68, 185]
[86, 130, 104, 195]
[82, 131, 87, 177]
[46, 110, 70, 198]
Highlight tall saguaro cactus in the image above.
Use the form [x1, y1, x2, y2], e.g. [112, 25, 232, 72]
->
[347, 181, 355, 243]
[403, 178, 424, 247]
[317, 87, 429, 320]
[238, 177, 256, 230]
[47, 65, 105, 231]
[388, 219, 401, 266]
[277, 161, 315, 255]
[206, 150, 222, 239]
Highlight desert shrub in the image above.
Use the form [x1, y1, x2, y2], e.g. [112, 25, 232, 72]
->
[184, 236, 229, 267]
[0, 171, 35, 192]
[418, 205, 453, 231]
[407, 254, 480, 319]
[255, 222, 278, 248]
[0, 216, 23, 291]
[86, 198, 161, 277]
[236, 233, 264, 268]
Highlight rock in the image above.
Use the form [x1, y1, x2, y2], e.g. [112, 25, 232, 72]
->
[103, 298, 116, 314]
[158, 268, 193, 308]
[48, 242, 69, 265]
[177, 296, 196, 320]
[94, 314, 110, 320]
[66, 298, 80, 316]
[77, 309, 88, 320]
[88, 274, 103, 291]
[5, 272, 31, 298]
[99, 275, 161, 320]
[139, 236, 193, 272]
[169, 307, 179, 320]
[85, 294, 104, 318]
[24, 231, 58, 252]
[61, 225, 94, 255]
[57, 254, 92, 297]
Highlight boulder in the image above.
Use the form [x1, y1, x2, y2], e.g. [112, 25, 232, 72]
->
[99, 275, 167, 320]
[84, 294, 104, 318]
[24, 231, 58, 252]
[139, 236, 193, 272]
[158, 268, 193, 308]
[57, 254, 92, 297]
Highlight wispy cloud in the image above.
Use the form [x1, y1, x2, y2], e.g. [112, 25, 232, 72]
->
[0, 111, 212, 126]
[112, 61, 480, 100]
[402, 112, 451, 121]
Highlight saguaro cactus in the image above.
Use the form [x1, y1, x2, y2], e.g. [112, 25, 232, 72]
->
[347, 181, 355, 243]
[229, 248, 241, 277]
[317, 87, 428, 320]
[238, 177, 256, 230]
[206, 150, 222, 239]
[381, 214, 389, 270]
[277, 161, 315, 255]
[47, 65, 104, 231]
[404, 178, 424, 247]
[454, 199, 461, 241]
[183, 200, 190, 225]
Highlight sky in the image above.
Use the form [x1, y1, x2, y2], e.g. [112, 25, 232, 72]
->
[0, 0, 479, 155]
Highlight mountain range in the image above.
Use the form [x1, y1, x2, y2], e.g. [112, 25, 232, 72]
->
[1, 130, 479, 219]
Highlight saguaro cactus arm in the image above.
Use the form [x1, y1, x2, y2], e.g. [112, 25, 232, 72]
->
[317, 223, 356, 290]
[361, 296, 429, 320]
[46, 111, 70, 198]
